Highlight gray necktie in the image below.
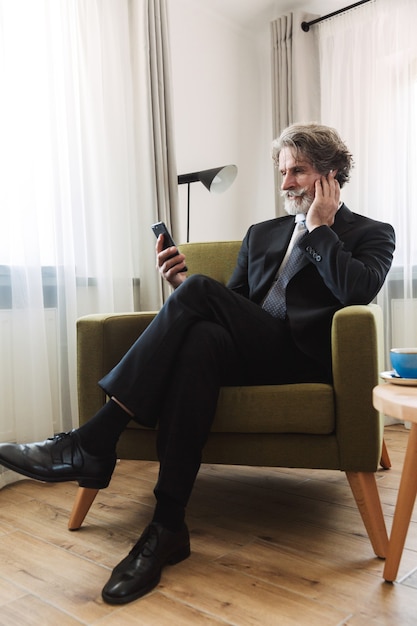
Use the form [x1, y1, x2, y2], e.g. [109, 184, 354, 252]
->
[262, 219, 307, 319]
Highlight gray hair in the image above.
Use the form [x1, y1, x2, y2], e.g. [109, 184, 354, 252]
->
[272, 123, 354, 188]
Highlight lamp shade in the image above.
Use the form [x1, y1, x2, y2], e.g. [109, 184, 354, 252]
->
[178, 164, 238, 242]
[178, 165, 237, 193]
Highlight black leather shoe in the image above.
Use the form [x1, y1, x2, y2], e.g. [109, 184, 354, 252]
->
[102, 522, 191, 605]
[0, 430, 116, 489]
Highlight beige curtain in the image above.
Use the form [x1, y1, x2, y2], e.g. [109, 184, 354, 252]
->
[131, 0, 178, 307]
[270, 12, 320, 214]
[148, 0, 179, 303]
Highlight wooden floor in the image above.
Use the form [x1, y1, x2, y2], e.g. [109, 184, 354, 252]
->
[0, 424, 417, 625]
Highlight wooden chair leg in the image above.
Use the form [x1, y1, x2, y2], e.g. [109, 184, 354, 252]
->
[346, 471, 388, 558]
[380, 439, 391, 469]
[68, 487, 100, 531]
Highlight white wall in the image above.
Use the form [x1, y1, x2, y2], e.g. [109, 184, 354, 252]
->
[169, 0, 275, 243]
[168, 0, 349, 244]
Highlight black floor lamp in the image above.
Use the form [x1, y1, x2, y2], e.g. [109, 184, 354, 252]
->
[178, 164, 238, 242]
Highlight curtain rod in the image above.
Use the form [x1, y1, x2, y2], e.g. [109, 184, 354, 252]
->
[301, 0, 372, 32]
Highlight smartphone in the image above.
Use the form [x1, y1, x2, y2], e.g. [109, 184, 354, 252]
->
[151, 221, 187, 272]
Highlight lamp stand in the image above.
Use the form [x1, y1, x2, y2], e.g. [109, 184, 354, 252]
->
[186, 182, 191, 243]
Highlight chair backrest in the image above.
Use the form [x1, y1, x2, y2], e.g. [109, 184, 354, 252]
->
[179, 241, 241, 285]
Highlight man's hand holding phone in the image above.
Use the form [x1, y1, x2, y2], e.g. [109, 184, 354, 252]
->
[151, 222, 188, 289]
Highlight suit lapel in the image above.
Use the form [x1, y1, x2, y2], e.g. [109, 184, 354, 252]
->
[263, 216, 295, 274]
[250, 216, 294, 301]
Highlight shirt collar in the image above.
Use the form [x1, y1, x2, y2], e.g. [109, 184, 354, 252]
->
[295, 213, 306, 224]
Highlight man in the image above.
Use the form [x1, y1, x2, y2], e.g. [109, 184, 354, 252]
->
[0, 123, 395, 605]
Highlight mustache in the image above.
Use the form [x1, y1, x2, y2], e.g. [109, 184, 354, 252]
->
[280, 187, 309, 199]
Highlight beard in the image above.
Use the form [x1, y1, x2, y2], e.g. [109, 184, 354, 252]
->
[281, 188, 313, 216]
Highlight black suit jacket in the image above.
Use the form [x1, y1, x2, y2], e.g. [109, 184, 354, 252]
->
[227, 204, 395, 367]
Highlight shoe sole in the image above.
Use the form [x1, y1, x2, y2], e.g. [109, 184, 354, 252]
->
[102, 545, 191, 605]
[0, 457, 111, 490]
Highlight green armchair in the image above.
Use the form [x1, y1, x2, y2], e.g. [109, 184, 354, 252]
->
[71, 241, 389, 559]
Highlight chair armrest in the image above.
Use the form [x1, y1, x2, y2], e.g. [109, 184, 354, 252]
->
[77, 312, 157, 426]
[331, 304, 384, 470]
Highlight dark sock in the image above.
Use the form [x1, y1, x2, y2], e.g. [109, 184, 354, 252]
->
[152, 493, 186, 532]
[77, 399, 133, 457]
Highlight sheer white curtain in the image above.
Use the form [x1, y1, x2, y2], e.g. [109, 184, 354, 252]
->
[0, 0, 176, 455]
[318, 0, 417, 365]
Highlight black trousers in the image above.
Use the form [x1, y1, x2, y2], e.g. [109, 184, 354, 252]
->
[99, 275, 328, 509]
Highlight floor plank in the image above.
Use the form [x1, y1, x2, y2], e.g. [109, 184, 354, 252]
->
[0, 595, 84, 626]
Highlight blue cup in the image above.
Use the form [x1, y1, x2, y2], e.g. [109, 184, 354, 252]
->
[390, 348, 417, 379]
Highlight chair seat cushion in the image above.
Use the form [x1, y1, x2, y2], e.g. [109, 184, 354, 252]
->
[129, 382, 335, 435]
[211, 383, 335, 434]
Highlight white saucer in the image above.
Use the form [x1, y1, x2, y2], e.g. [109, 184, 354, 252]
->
[380, 371, 417, 386]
